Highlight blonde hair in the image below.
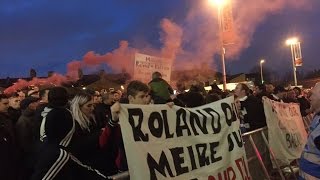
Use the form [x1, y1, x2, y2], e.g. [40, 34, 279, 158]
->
[70, 93, 95, 132]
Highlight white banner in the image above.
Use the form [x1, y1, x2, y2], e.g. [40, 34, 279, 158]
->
[119, 96, 250, 180]
[263, 97, 307, 166]
[134, 53, 172, 83]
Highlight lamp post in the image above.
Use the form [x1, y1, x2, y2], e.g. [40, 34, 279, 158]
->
[209, 0, 227, 91]
[260, 59, 265, 84]
[286, 37, 300, 87]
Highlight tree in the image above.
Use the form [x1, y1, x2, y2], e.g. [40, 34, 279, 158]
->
[48, 71, 54, 77]
[305, 69, 320, 79]
[249, 65, 279, 84]
[30, 68, 37, 78]
[78, 68, 83, 79]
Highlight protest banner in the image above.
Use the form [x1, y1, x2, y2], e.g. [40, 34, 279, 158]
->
[292, 42, 303, 67]
[221, 1, 236, 45]
[134, 53, 172, 83]
[263, 97, 307, 166]
[119, 96, 250, 180]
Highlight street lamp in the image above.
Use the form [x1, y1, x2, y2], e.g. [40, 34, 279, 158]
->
[208, 0, 227, 91]
[208, 0, 227, 6]
[286, 37, 298, 46]
[286, 37, 301, 87]
[260, 59, 265, 84]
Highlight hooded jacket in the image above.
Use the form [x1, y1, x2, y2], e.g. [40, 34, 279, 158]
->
[149, 78, 173, 104]
[0, 112, 18, 180]
[32, 108, 106, 180]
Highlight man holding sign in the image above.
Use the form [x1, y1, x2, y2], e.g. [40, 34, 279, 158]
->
[110, 81, 250, 180]
[108, 80, 151, 174]
[299, 83, 320, 179]
[111, 81, 151, 117]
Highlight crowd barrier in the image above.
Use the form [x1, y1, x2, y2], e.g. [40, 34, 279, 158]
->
[242, 127, 297, 180]
[108, 171, 130, 180]
[108, 115, 314, 180]
[302, 113, 314, 133]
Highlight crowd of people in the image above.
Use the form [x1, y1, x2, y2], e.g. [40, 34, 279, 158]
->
[0, 71, 318, 180]
[1, 85, 126, 179]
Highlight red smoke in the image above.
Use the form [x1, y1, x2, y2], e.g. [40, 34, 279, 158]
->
[4, 79, 29, 94]
[227, 0, 311, 57]
[152, 0, 312, 82]
[160, 18, 183, 62]
[67, 61, 82, 80]
[46, 74, 68, 86]
[75, 40, 136, 75]
[184, 0, 311, 59]
[4, 0, 313, 93]
[4, 73, 69, 95]
[4, 41, 137, 94]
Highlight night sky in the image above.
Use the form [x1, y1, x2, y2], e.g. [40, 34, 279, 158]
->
[0, 0, 319, 78]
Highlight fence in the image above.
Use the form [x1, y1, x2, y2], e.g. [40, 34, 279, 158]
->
[242, 127, 298, 180]
[108, 115, 314, 180]
[108, 171, 130, 180]
[302, 113, 314, 133]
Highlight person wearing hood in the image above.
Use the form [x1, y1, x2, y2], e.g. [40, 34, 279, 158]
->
[33, 88, 50, 139]
[0, 94, 19, 180]
[70, 93, 120, 176]
[148, 71, 173, 104]
[15, 96, 40, 179]
[31, 87, 106, 180]
[234, 83, 266, 132]
[8, 92, 22, 125]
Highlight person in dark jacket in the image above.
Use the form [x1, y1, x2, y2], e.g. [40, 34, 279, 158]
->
[265, 83, 282, 101]
[148, 71, 173, 104]
[184, 91, 205, 107]
[70, 93, 121, 176]
[33, 107, 106, 180]
[8, 93, 21, 125]
[94, 91, 114, 129]
[254, 84, 267, 101]
[32, 87, 106, 180]
[15, 96, 40, 179]
[293, 87, 311, 117]
[0, 94, 19, 180]
[235, 83, 266, 132]
[282, 89, 299, 103]
[34, 88, 50, 138]
[108, 80, 153, 172]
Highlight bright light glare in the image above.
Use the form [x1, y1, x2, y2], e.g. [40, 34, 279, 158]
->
[260, 59, 265, 64]
[286, 37, 299, 45]
[208, 0, 226, 6]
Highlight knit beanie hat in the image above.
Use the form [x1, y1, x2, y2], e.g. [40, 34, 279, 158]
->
[48, 87, 69, 108]
[20, 96, 40, 110]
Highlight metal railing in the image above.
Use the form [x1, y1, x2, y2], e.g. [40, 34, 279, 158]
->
[108, 171, 130, 180]
[302, 113, 314, 133]
[242, 127, 299, 180]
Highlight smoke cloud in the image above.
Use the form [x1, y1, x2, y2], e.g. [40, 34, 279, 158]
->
[67, 61, 82, 80]
[4, 73, 69, 94]
[4, 0, 313, 93]
[227, 0, 311, 57]
[160, 18, 183, 62]
[73, 40, 136, 75]
[179, 0, 311, 61]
